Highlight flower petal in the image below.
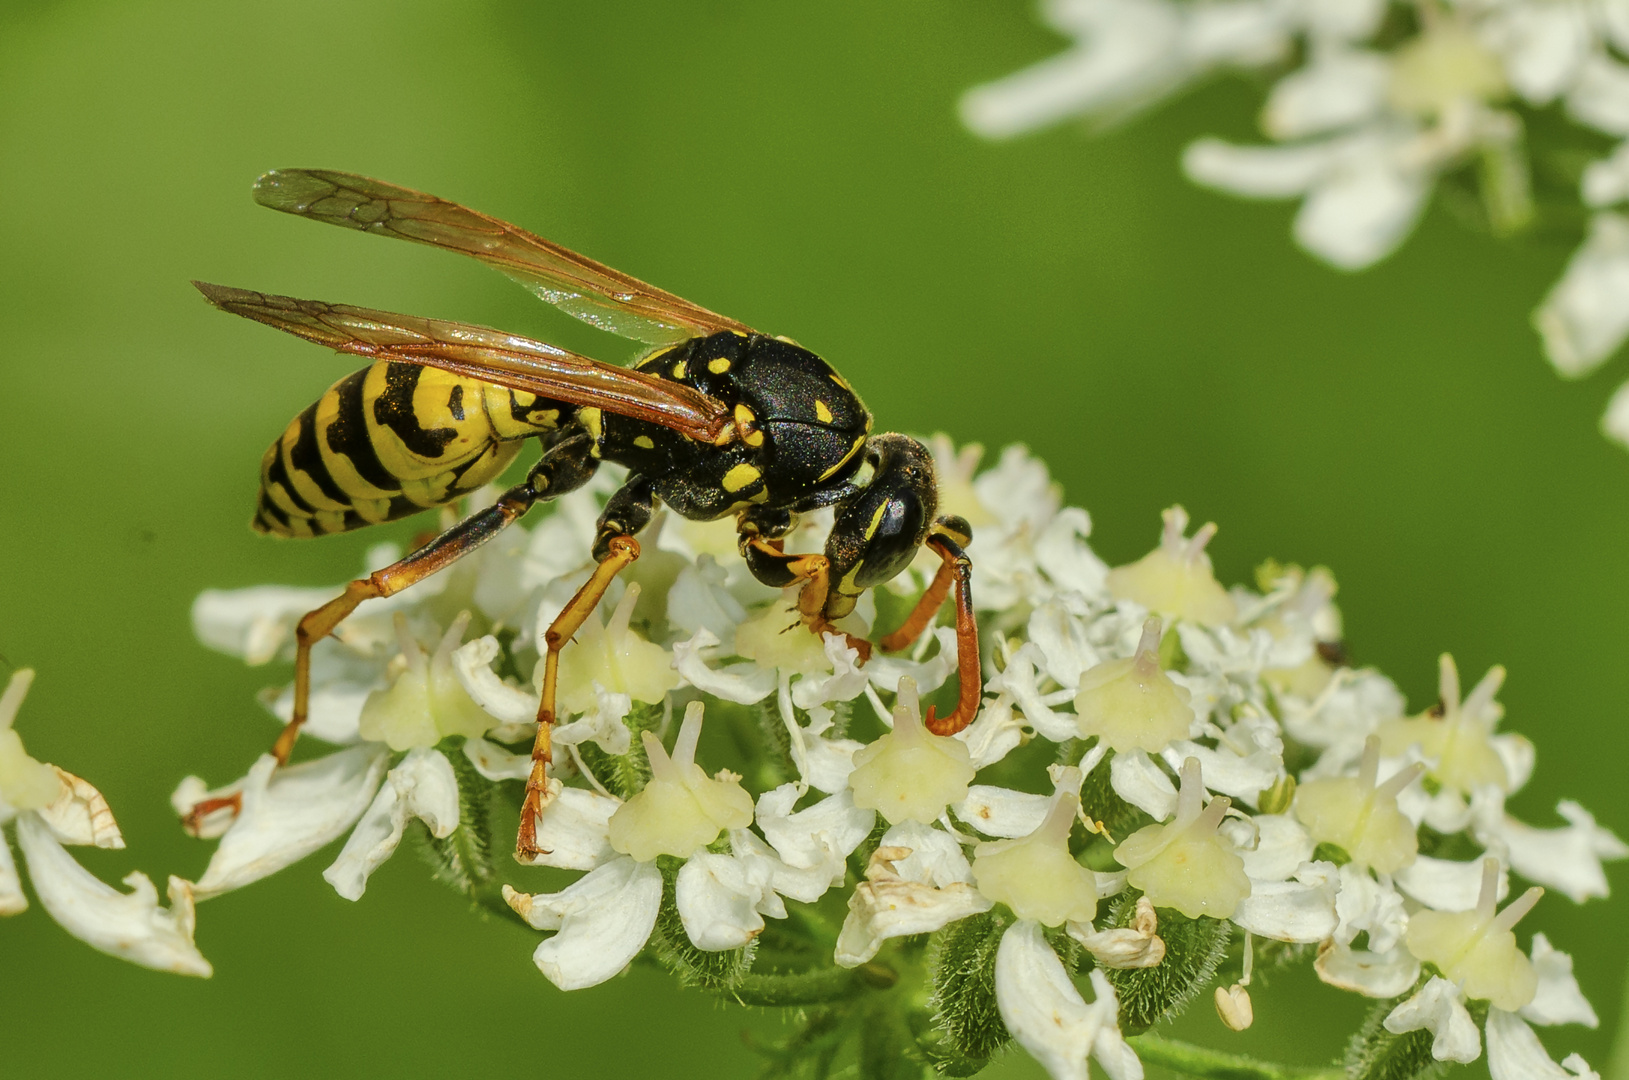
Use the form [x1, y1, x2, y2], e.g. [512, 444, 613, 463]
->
[1520, 934, 1599, 1028]
[1487, 1007, 1598, 1080]
[1384, 976, 1481, 1063]
[503, 856, 662, 990]
[1395, 855, 1509, 912]
[323, 748, 460, 901]
[1534, 213, 1629, 377]
[1110, 749, 1178, 819]
[190, 747, 390, 899]
[754, 784, 874, 880]
[833, 839, 992, 966]
[1262, 48, 1388, 139]
[1184, 137, 1339, 197]
[676, 851, 771, 950]
[451, 635, 537, 724]
[1231, 860, 1339, 942]
[1315, 941, 1421, 998]
[462, 736, 533, 781]
[517, 785, 620, 871]
[1294, 156, 1429, 270]
[671, 628, 777, 704]
[38, 768, 123, 849]
[0, 833, 26, 915]
[956, 785, 1051, 838]
[15, 814, 211, 976]
[995, 919, 1144, 1080]
[1490, 800, 1628, 902]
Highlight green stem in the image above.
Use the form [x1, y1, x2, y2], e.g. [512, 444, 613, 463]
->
[732, 963, 897, 1007]
[1127, 1034, 1342, 1080]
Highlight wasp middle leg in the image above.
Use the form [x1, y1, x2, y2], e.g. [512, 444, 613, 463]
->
[517, 478, 655, 859]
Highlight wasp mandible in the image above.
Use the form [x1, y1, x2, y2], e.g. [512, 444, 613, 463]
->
[195, 170, 981, 857]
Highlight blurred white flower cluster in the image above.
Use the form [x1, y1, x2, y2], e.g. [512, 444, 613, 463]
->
[962, 0, 1629, 450]
[181, 439, 1621, 1080]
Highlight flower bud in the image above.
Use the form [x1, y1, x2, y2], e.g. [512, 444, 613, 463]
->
[848, 678, 975, 825]
[608, 702, 754, 861]
[1074, 616, 1195, 754]
[1114, 758, 1251, 919]
[1106, 506, 1236, 626]
[1293, 736, 1421, 873]
[972, 767, 1097, 926]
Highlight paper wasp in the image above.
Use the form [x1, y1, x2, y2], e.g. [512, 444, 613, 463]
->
[195, 170, 981, 856]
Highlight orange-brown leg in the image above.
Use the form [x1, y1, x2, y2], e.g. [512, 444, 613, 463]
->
[517, 535, 640, 859]
[743, 538, 874, 662]
[919, 537, 981, 736]
[878, 557, 958, 653]
[183, 484, 539, 833]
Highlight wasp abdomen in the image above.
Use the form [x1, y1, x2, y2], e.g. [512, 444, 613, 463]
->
[254, 361, 563, 537]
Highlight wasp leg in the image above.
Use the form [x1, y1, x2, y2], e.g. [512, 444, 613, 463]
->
[878, 516, 975, 652]
[516, 476, 655, 859]
[919, 533, 981, 737]
[740, 537, 873, 662]
[518, 535, 640, 859]
[186, 481, 544, 838]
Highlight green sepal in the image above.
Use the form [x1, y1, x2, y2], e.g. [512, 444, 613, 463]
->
[1314, 842, 1353, 867]
[648, 855, 755, 994]
[1100, 893, 1232, 1034]
[1342, 992, 1449, 1080]
[412, 739, 496, 903]
[576, 700, 662, 800]
[920, 907, 1014, 1073]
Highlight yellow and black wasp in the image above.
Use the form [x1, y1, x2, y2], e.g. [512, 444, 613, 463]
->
[194, 170, 981, 856]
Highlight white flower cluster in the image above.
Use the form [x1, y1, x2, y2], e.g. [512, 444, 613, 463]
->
[962, 0, 1629, 450]
[0, 669, 211, 976]
[182, 440, 1621, 1080]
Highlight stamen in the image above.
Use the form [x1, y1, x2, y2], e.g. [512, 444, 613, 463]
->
[0, 668, 34, 730]
[1491, 886, 1545, 934]
[1185, 521, 1218, 562]
[1476, 857, 1501, 920]
[1375, 761, 1426, 800]
[607, 582, 640, 641]
[1177, 757, 1205, 822]
[1358, 735, 1381, 790]
[1438, 654, 1462, 714]
[670, 700, 705, 771]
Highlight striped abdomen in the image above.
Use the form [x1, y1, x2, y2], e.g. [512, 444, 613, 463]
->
[255, 361, 567, 537]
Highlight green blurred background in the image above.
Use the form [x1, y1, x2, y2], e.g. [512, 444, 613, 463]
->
[2, 2, 1625, 1077]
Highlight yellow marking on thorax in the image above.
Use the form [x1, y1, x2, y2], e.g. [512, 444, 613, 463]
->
[708, 357, 731, 374]
[671, 360, 688, 379]
[634, 435, 655, 449]
[722, 462, 761, 493]
[829, 372, 853, 392]
[734, 403, 764, 448]
[817, 433, 867, 482]
[578, 407, 604, 456]
[814, 399, 833, 423]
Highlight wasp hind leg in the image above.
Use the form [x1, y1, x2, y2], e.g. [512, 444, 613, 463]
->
[185, 433, 597, 833]
[516, 477, 655, 860]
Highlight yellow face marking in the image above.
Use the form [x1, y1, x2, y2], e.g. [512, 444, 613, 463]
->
[814, 399, 833, 424]
[671, 360, 687, 379]
[708, 357, 731, 374]
[633, 435, 655, 450]
[722, 462, 761, 493]
[864, 500, 888, 541]
[839, 561, 865, 595]
[816, 434, 867, 483]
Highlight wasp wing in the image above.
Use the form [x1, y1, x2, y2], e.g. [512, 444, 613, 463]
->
[249, 169, 756, 346]
[195, 282, 733, 443]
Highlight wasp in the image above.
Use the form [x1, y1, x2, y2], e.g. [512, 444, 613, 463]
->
[195, 170, 981, 857]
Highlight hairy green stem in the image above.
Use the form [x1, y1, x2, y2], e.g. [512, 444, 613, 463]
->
[1128, 1034, 1343, 1080]
[732, 963, 898, 1007]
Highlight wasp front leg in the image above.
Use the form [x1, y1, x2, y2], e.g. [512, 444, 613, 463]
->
[516, 478, 655, 860]
[739, 520, 874, 662]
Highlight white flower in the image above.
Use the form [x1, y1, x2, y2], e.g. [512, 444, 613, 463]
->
[994, 918, 1144, 1080]
[1487, 1007, 1601, 1079]
[0, 670, 211, 976]
[1384, 976, 1482, 1063]
[1521, 933, 1598, 1028]
[506, 703, 859, 988]
[1535, 213, 1629, 378]
[834, 822, 993, 966]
